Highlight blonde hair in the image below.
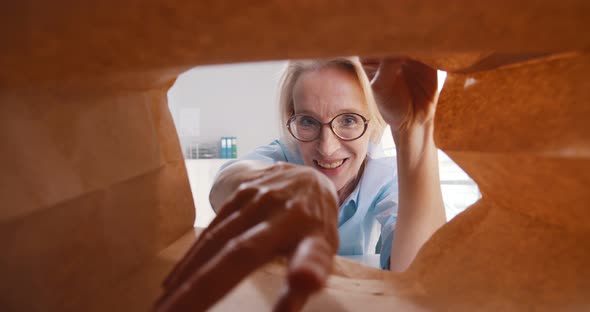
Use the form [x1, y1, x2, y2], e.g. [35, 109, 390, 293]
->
[278, 57, 386, 148]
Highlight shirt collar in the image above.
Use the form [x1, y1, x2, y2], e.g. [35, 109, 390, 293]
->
[341, 141, 384, 207]
[341, 182, 361, 208]
[339, 157, 368, 208]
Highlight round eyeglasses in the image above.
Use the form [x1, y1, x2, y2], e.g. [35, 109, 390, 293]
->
[286, 113, 370, 142]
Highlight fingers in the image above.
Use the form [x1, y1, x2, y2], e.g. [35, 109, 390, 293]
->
[162, 187, 258, 290]
[370, 58, 439, 129]
[378, 58, 437, 106]
[374, 59, 407, 87]
[273, 235, 334, 312]
[207, 185, 259, 231]
[165, 188, 294, 293]
[289, 235, 334, 291]
[401, 60, 438, 117]
[359, 57, 382, 81]
[158, 165, 340, 312]
[372, 59, 413, 129]
[273, 284, 312, 312]
[155, 210, 307, 312]
[161, 210, 248, 295]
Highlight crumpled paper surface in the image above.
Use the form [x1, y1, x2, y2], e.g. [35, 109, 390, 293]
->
[1, 1, 589, 311]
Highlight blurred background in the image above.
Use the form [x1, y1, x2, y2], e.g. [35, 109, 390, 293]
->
[167, 61, 480, 228]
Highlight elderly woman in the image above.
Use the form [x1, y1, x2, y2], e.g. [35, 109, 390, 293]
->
[157, 57, 446, 312]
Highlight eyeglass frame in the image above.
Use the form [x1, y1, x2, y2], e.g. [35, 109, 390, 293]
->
[286, 112, 370, 142]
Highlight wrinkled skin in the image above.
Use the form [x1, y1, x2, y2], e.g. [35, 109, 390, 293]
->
[156, 163, 339, 312]
[155, 58, 439, 312]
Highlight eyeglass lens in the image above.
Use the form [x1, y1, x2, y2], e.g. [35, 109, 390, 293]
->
[289, 113, 366, 141]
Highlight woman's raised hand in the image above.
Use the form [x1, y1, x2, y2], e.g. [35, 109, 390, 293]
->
[362, 58, 446, 272]
[155, 162, 340, 312]
[361, 58, 439, 133]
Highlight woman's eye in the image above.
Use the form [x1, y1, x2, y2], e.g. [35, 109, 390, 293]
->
[298, 117, 316, 128]
[340, 115, 359, 126]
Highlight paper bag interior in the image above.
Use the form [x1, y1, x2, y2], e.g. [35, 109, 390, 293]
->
[1, 2, 589, 311]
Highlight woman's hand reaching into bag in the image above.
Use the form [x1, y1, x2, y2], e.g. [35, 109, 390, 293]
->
[155, 161, 340, 312]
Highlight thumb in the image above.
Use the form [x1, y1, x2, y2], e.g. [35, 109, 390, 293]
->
[399, 59, 439, 121]
[273, 235, 334, 312]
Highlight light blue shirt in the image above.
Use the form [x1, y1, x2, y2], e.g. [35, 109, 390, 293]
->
[219, 139, 398, 269]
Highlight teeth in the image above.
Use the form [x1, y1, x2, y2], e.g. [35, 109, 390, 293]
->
[317, 159, 344, 169]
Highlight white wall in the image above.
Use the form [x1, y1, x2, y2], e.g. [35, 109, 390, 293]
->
[169, 63, 478, 225]
[168, 61, 288, 157]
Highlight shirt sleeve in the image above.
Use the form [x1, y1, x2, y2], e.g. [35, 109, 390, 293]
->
[373, 180, 398, 270]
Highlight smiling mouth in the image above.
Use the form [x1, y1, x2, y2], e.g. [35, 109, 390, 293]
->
[315, 159, 346, 169]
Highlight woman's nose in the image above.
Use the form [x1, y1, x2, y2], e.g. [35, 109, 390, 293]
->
[316, 126, 340, 157]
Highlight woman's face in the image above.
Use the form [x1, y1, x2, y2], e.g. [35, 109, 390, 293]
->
[292, 67, 371, 195]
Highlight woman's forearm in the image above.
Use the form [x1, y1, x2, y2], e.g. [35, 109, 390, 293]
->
[209, 160, 274, 212]
[389, 121, 446, 272]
